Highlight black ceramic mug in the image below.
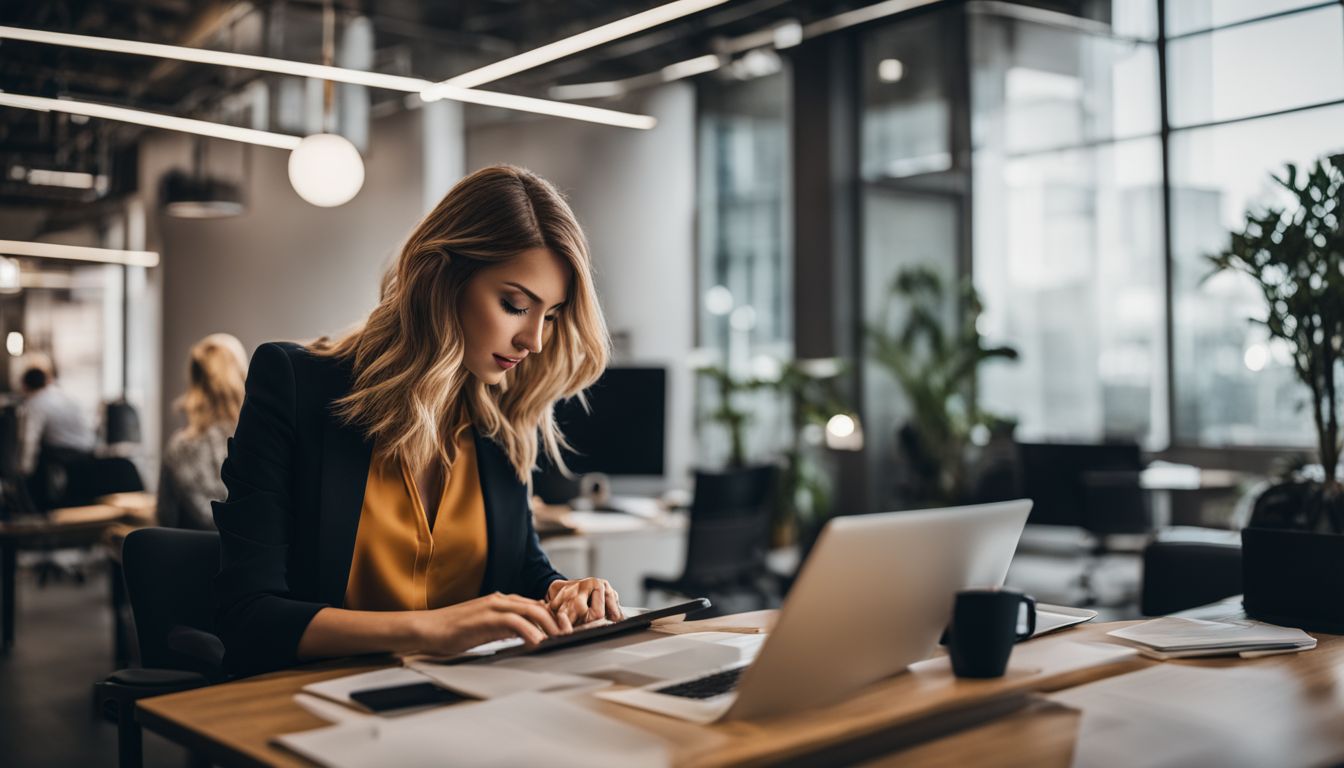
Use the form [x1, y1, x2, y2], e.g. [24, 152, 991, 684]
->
[946, 588, 1036, 678]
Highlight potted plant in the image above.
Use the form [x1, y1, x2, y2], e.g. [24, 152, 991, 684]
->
[693, 361, 769, 470]
[693, 355, 857, 547]
[867, 267, 1018, 507]
[1209, 153, 1344, 631]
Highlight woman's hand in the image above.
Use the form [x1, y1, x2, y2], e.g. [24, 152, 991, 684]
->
[546, 577, 623, 631]
[409, 592, 565, 657]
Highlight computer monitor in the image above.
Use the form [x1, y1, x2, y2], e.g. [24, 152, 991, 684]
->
[534, 366, 667, 501]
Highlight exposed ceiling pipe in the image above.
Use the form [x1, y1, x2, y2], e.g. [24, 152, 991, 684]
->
[135, 1, 257, 96]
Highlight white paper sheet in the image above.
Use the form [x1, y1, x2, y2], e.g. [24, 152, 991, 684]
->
[294, 693, 380, 725]
[302, 667, 432, 708]
[276, 691, 670, 768]
[1107, 617, 1314, 651]
[1033, 605, 1098, 636]
[491, 632, 763, 678]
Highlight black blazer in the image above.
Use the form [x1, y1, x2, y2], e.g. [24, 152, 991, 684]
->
[212, 342, 564, 676]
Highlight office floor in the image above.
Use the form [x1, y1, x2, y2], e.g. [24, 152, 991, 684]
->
[0, 560, 184, 768]
[1006, 526, 1146, 620]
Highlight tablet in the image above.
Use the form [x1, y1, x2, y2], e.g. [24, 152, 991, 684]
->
[441, 597, 711, 665]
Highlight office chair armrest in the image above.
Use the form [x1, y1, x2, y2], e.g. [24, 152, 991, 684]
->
[103, 668, 210, 689]
[166, 626, 226, 678]
[95, 669, 211, 722]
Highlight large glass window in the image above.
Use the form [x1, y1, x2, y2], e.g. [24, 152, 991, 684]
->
[1165, 1, 1344, 449]
[846, 0, 1344, 458]
[1166, 0, 1328, 37]
[969, 6, 1165, 446]
[859, 8, 970, 509]
[976, 138, 1166, 443]
[1166, 5, 1344, 128]
[696, 68, 791, 466]
[1170, 105, 1344, 446]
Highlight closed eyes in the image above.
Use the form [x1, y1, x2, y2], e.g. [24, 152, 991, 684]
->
[500, 298, 558, 322]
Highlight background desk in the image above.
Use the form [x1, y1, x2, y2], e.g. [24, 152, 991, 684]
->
[539, 510, 687, 603]
[0, 493, 154, 652]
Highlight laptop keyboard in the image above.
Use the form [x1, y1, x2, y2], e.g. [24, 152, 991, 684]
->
[652, 666, 746, 699]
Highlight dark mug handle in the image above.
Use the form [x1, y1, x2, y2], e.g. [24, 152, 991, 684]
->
[1016, 594, 1037, 641]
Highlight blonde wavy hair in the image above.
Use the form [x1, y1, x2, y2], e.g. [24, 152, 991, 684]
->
[178, 333, 248, 437]
[311, 165, 610, 482]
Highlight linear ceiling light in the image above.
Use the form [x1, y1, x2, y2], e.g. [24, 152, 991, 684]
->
[24, 168, 103, 189]
[423, 0, 730, 95]
[660, 53, 722, 82]
[0, 25, 655, 129]
[422, 84, 655, 129]
[549, 53, 720, 101]
[0, 92, 303, 149]
[0, 240, 160, 268]
[801, 0, 941, 38]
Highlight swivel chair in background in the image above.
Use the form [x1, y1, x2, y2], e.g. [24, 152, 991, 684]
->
[642, 464, 779, 615]
[1018, 442, 1150, 606]
[95, 528, 227, 768]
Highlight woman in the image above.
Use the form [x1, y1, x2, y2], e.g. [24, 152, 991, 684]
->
[157, 333, 247, 530]
[215, 166, 622, 676]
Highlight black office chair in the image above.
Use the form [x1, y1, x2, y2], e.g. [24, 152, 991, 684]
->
[95, 528, 227, 768]
[643, 464, 779, 615]
[28, 455, 146, 586]
[1017, 442, 1149, 606]
[1140, 527, 1243, 616]
[62, 455, 145, 507]
[1078, 469, 1151, 606]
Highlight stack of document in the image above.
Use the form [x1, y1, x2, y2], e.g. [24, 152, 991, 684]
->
[1107, 617, 1316, 659]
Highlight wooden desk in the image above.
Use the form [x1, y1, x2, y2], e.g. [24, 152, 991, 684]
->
[0, 503, 133, 652]
[136, 615, 1147, 767]
[873, 627, 1344, 767]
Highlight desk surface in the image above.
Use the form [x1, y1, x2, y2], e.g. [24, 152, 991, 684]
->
[0, 492, 155, 539]
[137, 612, 1148, 768]
[135, 612, 1344, 768]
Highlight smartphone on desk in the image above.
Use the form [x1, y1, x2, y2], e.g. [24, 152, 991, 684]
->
[348, 682, 475, 713]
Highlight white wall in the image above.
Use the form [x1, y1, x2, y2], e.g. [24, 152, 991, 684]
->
[144, 109, 429, 447]
[466, 84, 699, 492]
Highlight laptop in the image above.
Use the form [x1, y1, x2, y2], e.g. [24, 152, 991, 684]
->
[595, 499, 1033, 723]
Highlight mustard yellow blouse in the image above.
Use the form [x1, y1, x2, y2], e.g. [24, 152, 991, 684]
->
[344, 437, 487, 611]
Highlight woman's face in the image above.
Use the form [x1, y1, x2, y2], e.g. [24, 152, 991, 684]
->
[459, 246, 571, 385]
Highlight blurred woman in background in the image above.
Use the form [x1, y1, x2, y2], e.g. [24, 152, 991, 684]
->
[157, 333, 247, 530]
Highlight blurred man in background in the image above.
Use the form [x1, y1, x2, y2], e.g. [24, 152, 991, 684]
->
[20, 364, 96, 510]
